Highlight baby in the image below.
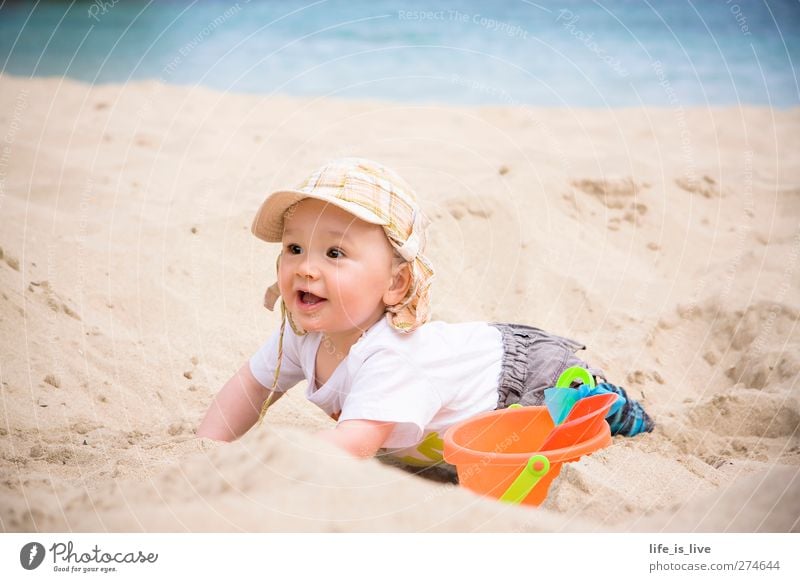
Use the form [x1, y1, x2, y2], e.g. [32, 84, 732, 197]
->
[197, 158, 653, 465]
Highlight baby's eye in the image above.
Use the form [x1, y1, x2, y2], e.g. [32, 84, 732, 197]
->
[327, 247, 345, 259]
[286, 244, 302, 254]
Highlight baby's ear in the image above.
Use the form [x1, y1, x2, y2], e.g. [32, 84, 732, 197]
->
[384, 261, 412, 306]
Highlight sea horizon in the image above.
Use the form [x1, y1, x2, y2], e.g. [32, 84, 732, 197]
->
[1, 0, 798, 108]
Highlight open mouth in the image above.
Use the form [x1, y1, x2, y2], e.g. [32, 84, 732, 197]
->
[297, 291, 326, 306]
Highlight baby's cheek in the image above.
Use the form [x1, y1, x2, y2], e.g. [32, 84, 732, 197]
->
[330, 268, 349, 286]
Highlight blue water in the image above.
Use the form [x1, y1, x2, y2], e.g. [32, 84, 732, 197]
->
[1, 0, 798, 106]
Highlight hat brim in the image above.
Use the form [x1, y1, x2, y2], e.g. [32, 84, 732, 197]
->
[251, 190, 388, 242]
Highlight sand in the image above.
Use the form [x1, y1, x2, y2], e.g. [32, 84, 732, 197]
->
[0, 74, 798, 532]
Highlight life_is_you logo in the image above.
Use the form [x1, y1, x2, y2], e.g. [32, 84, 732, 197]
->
[18, 539, 158, 574]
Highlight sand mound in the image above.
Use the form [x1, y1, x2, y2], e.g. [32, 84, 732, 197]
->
[1, 74, 798, 532]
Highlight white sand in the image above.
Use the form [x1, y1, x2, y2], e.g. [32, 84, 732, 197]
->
[1, 74, 798, 532]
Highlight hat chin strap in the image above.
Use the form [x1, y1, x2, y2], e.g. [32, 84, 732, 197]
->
[264, 282, 281, 311]
[264, 255, 307, 336]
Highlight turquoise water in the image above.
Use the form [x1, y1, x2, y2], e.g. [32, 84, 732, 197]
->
[1, 0, 798, 106]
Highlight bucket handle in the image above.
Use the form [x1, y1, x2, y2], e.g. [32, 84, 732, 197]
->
[499, 454, 551, 504]
[555, 366, 595, 388]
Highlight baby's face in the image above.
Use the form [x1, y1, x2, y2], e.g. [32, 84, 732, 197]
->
[279, 198, 397, 338]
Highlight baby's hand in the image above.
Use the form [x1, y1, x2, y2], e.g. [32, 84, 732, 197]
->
[315, 420, 395, 459]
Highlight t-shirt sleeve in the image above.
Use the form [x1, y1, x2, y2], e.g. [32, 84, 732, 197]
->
[248, 326, 306, 392]
[337, 350, 441, 449]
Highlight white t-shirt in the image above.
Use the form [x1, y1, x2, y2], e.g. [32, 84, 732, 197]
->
[249, 315, 504, 465]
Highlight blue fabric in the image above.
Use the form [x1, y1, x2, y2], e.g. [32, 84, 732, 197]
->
[598, 383, 655, 437]
[575, 382, 626, 416]
[544, 382, 626, 424]
[544, 382, 654, 437]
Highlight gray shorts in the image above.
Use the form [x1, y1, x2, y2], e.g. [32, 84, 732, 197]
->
[489, 322, 607, 409]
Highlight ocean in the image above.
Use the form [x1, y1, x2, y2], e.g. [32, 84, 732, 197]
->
[1, 0, 798, 106]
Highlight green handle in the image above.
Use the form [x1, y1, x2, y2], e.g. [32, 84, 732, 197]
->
[555, 366, 595, 389]
[499, 454, 551, 504]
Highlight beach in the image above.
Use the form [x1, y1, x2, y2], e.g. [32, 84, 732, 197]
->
[0, 73, 798, 532]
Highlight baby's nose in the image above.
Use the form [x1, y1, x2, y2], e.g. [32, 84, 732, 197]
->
[297, 257, 320, 278]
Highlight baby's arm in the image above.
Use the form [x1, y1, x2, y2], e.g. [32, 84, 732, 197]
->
[315, 420, 395, 459]
[197, 361, 284, 442]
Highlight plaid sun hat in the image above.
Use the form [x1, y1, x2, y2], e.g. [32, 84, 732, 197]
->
[251, 157, 436, 334]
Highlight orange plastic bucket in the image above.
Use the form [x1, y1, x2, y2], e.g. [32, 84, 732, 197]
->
[443, 395, 615, 506]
